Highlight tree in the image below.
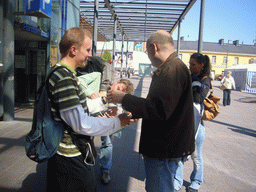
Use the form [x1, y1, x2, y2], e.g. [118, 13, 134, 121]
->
[102, 50, 112, 62]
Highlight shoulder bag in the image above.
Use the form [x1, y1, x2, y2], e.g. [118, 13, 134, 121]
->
[219, 77, 228, 90]
[201, 76, 220, 121]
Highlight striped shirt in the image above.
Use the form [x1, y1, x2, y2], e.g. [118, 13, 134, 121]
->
[48, 63, 87, 157]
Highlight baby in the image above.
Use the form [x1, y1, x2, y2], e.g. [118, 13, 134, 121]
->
[104, 79, 134, 118]
[78, 72, 134, 117]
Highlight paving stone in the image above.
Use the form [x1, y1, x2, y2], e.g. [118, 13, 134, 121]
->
[0, 78, 256, 191]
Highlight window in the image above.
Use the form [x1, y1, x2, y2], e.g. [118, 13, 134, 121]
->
[234, 57, 239, 65]
[212, 56, 216, 64]
[223, 56, 227, 64]
[178, 54, 182, 60]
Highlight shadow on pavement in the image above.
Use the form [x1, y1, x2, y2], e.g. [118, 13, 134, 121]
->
[14, 118, 32, 122]
[16, 77, 147, 192]
[211, 119, 256, 138]
[18, 162, 47, 192]
[0, 135, 26, 155]
[95, 77, 146, 191]
[94, 122, 146, 191]
[0, 187, 17, 192]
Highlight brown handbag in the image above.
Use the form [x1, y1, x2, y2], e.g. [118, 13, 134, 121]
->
[219, 78, 228, 90]
[201, 77, 220, 121]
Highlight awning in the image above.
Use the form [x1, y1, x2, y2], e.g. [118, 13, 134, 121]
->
[80, 0, 197, 42]
[80, 17, 109, 41]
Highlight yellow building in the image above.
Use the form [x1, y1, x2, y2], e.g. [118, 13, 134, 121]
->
[174, 39, 256, 77]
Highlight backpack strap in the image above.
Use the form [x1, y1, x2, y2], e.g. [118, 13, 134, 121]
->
[44, 66, 68, 124]
[35, 66, 66, 101]
[45, 65, 66, 103]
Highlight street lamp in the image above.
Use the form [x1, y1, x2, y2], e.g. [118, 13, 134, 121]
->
[226, 40, 232, 68]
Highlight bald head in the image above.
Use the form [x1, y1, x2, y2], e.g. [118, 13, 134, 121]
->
[147, 30, 174, 50]
[146, 30, 175, 67]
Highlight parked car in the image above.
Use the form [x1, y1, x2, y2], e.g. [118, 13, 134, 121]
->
[215, 74, 224, 81]
[133, 70, 139, 76]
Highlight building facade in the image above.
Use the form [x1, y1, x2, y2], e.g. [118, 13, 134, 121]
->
[0, 0, 80, 121]
[174, 39, 256, 76]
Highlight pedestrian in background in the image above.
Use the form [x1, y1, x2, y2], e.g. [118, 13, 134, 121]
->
[221, 71, 236, 106]
[107, 30, 195, 192]
[174, 53, 212, 192]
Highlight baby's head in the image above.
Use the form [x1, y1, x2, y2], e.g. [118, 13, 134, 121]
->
[110, 79, 134, 95]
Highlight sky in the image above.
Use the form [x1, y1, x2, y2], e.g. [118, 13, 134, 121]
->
[98, 0, 256, 51]
[171, 0, 256, 45]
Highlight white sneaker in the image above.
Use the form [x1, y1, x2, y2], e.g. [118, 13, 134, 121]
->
[101, 172, 111, 185]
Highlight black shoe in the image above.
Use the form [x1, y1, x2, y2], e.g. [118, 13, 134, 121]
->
[187, 187, 198, 192]
[101, 172, 111, 185]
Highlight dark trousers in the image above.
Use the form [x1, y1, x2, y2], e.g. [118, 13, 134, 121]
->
[47, 154, 96, 192]
[223, 89, 231, 106]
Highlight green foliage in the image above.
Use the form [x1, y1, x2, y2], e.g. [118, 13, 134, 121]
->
[102, 50, 112, 62]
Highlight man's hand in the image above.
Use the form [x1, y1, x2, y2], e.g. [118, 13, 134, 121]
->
[90, 92, 101, 99]
[118, 112, 132, 127]
[105, 106, 118, 118]
[130, 118, 140, 123]
[107, 89, 126, 103]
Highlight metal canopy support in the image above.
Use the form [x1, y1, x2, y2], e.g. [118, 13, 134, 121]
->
[170, 0, 197, 35]
[177, 20, 181, 56]
[112, 18, 117, 69]
[198, 0, 205, 53]
[80, 0, 197, 42]
[92, 0, 99, 56]
[126, 41, 129, 68]
[104, 0, 127, 41]
[2, 0, 15, 121]
[120, 33, 124, 77]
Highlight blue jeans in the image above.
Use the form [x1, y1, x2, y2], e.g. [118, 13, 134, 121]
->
[143, 155, 182, 192]
[223, 89, 231, 106]
[174, 124, 205, 190]
[100, 135, 113, 173]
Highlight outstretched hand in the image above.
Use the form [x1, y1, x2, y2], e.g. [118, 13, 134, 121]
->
[129, 118, 139, 123]
[105, 106, 118, 118]
[90, 92, 101, 99]
[118, 112, 132, 127]
[107, 89, 126, 104]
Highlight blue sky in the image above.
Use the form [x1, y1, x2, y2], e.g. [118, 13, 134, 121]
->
[172, 0, 256, 45]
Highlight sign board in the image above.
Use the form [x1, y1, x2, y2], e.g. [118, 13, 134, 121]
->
[24, 23, 49, 38]
[135, 43, 143, 52]
[115, 52, 133, 69]
[139, 63, 151, 77]
[26, 0, 52, 18]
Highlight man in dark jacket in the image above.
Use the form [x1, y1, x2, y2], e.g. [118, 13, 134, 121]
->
[107, 30, 195, 192]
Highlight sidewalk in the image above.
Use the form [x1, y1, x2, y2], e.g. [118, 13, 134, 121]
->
[0, 77, 256, 191]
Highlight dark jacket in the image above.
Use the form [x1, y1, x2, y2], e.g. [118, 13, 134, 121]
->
[122, 52, 195, 158]
[191, 73, 211, 132]
[192, 73, 211, 104]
